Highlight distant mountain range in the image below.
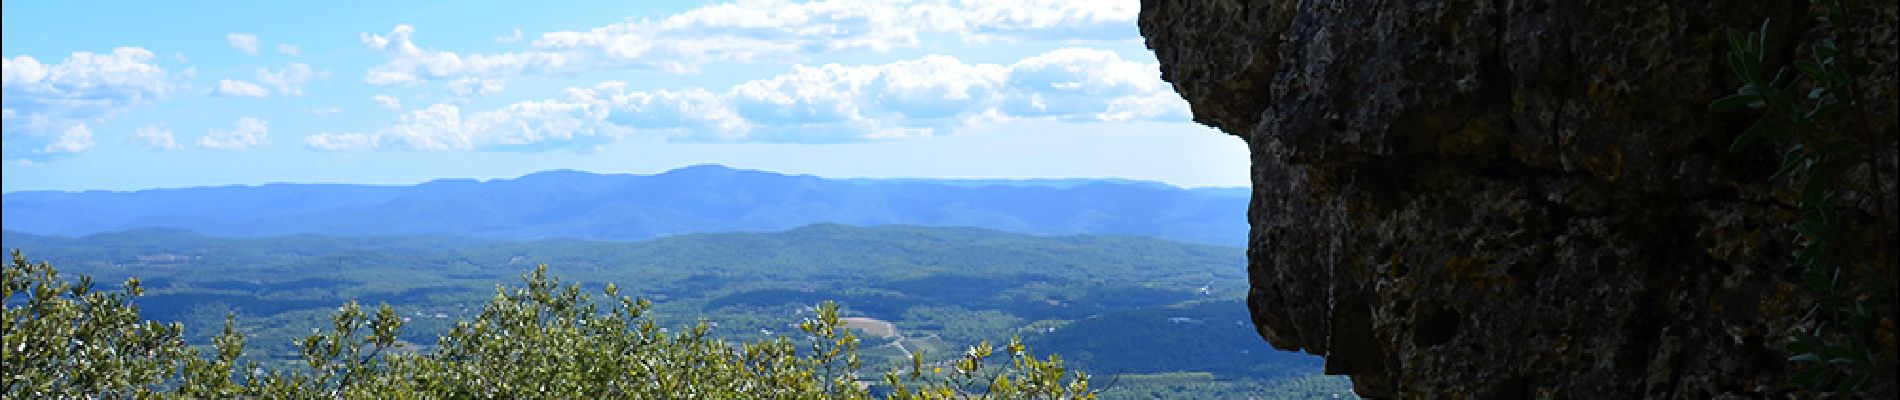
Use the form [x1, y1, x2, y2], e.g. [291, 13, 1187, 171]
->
[2, 165, 1249, 246]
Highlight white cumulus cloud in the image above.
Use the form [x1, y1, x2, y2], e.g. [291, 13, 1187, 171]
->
[214, 79, 269, 98]
[359, 24, 564, 86]
[358, 0, 1138, 91]
[319, 48, 1184, 151]
[446, 77, 505, 98]
[591, 86, 750, 140]
[227, 33, 260, 55]
[701, 48, 1185, 141]
[276, 44, 301, 56]
[2, 47, 171, 160]
[938, 0, 1138, 42]
[310, 85, 638, 152]
[305, 131, 378, 151]
[135, 124, 181, 150]
[716, 55, 1004, 141]
[383, 98, 618, 151]
[199, 117, 269, 150]
[996, 48, 1185, 121]
[372, 94, 403, 111]
[496, 28, 523, 44]
[42, 124, 95, 154]
[216, 64, 323, 98]
[257, 63, 321, 96]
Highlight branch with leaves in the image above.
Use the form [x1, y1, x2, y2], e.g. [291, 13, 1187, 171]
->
[1712, 0, 1896, 393]
[3, 252, 1100, 398]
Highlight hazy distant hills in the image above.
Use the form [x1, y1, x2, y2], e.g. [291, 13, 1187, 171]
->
[2, 165, 1248, 246]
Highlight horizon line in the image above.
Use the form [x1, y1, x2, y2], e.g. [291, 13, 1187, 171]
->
[2, 163, 1252, 195]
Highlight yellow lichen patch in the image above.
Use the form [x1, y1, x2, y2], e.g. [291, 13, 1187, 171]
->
[1877, 318, 1897, 361]
[1707, 224, 1768, 264]
[1579, 144, 1625, 182]
[1764, 282, 1801, 317]
[1769, 208, 1799, 224]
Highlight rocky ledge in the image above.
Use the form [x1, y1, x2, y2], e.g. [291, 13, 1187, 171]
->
[1139, 0, 1896, 397]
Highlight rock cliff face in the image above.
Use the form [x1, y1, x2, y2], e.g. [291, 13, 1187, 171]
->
[1139, 0, 1897, 397]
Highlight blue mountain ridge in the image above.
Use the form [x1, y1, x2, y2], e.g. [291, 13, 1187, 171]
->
[1, 164, 1249, 246]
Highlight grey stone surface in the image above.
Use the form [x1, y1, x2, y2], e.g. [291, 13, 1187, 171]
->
[1140, 0, 1897, 397]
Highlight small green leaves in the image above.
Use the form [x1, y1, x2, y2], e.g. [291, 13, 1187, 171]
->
[1710, 93, 1759, 112]
[1752, 18, 1772, 61]
[6, 250, 1099, 399]
[1716, 1, 1891, 395]
[3, 250, 193, 398]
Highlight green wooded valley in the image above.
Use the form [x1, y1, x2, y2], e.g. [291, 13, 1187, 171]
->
[3, 224, 1352, 398]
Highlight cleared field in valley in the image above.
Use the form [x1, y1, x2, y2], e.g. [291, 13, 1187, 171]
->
[840, 317, 898, 338]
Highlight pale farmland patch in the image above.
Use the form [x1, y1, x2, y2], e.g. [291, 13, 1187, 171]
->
[840, 317, 898, 338]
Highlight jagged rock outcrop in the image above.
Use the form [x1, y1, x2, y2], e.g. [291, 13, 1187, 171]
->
[1139, 0, 1897, 397]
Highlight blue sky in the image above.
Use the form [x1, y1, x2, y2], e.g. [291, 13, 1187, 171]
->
[1, 0, 1247, 192]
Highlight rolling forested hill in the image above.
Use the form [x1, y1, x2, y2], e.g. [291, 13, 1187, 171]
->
[1, 224, 1347, 398]
[1, 165, 1248, 246]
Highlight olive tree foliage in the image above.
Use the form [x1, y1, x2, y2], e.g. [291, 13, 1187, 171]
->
[2, 250, 1095, 398]
[2, 250, 193, 398]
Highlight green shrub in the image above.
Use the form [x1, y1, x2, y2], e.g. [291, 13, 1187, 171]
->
[1712, 0, 1896, 393]
[3, 250, 1095, 398]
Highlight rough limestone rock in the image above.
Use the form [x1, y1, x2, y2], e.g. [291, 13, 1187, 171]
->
[1139, 0, 1897, 397]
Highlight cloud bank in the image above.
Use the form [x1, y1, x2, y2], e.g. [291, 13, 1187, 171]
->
[2, 48, 171, 159]
[309, 47, 1185, 151]
[228, 33, 261, 55]
[199, 117, 270, 150]
[358, 0, 1138, 88]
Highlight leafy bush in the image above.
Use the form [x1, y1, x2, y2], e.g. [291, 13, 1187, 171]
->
[3, 250, 1096, 398]
[1712, 0, 1896, 393]
[2, 251, 193, 397]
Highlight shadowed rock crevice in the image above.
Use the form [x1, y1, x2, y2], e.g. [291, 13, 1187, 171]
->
[1412, 304, 1461, 348]
[1141, 0, 1897, 397]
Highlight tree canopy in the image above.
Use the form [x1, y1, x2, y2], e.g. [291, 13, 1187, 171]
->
[3, 250, 1095, 399]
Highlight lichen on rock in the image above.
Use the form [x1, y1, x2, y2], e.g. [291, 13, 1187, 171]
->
[1139, 0, 1897, 397]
